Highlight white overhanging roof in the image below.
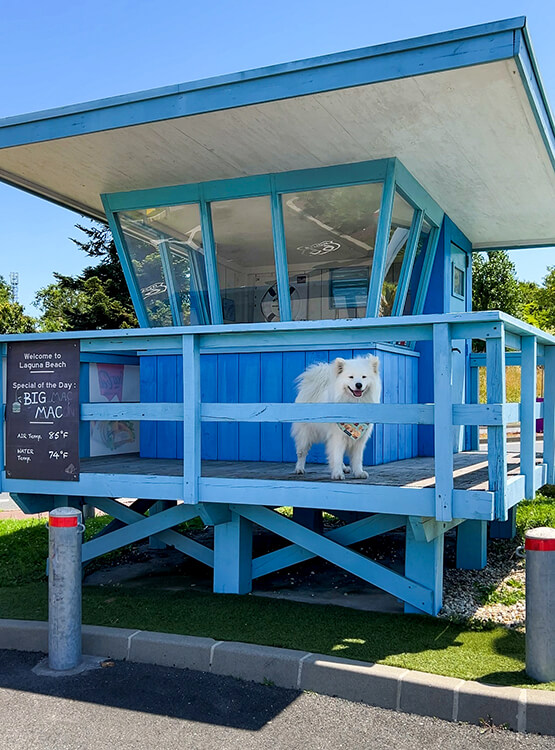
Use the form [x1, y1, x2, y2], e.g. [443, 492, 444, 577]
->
[1, 17, 554, 251]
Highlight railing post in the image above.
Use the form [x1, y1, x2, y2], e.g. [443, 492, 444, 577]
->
[486, 327, 508, 520]
[183, 334, 201, 504]
[469, 361, 480, 451]
[521, 336, 537, 498]
[543, 345, 555, 484]
[433, 323, 453, 521]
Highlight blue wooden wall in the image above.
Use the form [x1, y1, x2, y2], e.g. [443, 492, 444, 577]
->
[140, 348, 418, 466]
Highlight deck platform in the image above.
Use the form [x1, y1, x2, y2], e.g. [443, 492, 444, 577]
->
[81, 451, 531, 492]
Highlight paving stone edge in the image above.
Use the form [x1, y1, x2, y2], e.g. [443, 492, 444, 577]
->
[0, 618, 553, 736]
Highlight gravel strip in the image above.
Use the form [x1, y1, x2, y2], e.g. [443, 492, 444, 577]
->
[440, 540, 526, 627]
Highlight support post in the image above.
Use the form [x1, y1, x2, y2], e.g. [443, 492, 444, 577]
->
[292, 508, 323, 533]
[404, 523, 444, 615]
[183, 334, 201, 504]
[433, 323, 453, 521]
[456, 520, 487, 570]
[469, 363, 480, 451]
[543, 346, 555, 484]
[48, 507, 83, 671]
[521, 336, 537, 499]
[486, 329, 507, 520]
[213, 512, 253, 594]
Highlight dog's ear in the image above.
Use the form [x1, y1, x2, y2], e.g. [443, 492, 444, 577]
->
[334, 357, 346, 375]
[367, 354, 380, 374]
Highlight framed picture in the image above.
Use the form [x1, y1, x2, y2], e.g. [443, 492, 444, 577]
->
[452, 262, 465, 300]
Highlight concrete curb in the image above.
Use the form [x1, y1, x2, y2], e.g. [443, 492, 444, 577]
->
[1, 619, 553, 735]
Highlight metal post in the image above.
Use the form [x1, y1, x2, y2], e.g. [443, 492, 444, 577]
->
[525, 527, 555, 683]
[48, 507, 84, 671]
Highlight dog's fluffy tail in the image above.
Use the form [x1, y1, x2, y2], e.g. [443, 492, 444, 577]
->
[294, 362, 330, 403]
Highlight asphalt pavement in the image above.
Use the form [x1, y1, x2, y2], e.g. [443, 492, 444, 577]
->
[0, 650, 553, 750]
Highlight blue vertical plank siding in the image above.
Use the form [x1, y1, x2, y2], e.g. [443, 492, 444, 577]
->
[217, 354, 239, 460]
[282, 351, 308, 462]
[142, 347, 418, 465]
[201, 355, 218, 460]
[157, 356, 177, 459]
[239, 353, 261, 461]
[260, 352, 284, 462]
[140, 355, 157, 458]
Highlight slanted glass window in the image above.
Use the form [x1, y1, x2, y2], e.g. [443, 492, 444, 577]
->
[282, 183, 383, 320]
[211, 196, 277, 324]
[403, 219, 432, 315]
[379, 192, 415, 316]
[118, 205, 210, 326]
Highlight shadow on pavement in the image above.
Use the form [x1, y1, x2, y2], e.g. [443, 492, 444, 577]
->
[0, 649, 300, 731]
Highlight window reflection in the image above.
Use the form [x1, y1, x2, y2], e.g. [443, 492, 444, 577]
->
[380, 192, 415, 316]
[403, 220, 432, 315]
[118, 205, 210, 326]
[211, 196, 277, 324]
[282, 183, 383, 320]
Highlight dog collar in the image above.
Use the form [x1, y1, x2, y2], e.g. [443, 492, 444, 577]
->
[338, 422, 370, 440]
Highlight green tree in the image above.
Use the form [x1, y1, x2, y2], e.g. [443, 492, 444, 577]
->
[35, 223, 138, 331]
[518, 267, 555, 333]
[0, 277, 35, 333]
[472, 251, 520, 315]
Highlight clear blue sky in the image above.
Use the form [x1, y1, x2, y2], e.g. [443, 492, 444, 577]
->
[1, 0, 554, 313]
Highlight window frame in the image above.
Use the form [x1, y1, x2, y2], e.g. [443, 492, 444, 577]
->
[102, 158, 443, 327]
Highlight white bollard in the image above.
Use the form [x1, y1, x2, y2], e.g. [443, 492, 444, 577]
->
[525, 526, 555, 683]
[48, 507, 84, 671]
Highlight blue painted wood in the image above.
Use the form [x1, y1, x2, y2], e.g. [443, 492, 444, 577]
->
[79, 362, 90, 458]
[199, 199, 222, 325]
[542, 346, 555, 484]
[367, 159, 396, 317]
[213, 512, 253, 594]
[3, 20, 522, 151]
[260, 352, 283, 462]
[486, 331, 508, 520]
[149, 499, 175, 549]
[282, 350, 307, 462]
[456, 520, 487, 570]
[217, 353, 239, 461]
[521, 336, 537, 498]
[433, 323, 454, 521]
[140, 356, 157, 458]
[239, 353, 260, 461]
[270, 185, 292, 322]
[469, 360, 480, 450]
[232, 504, 434, 613]
[404, 522, 443, 615]
[88, 497, 213, 566]
[252, 513, 406, 578]
[394, 163, 444, 227]
[176, 355, 184, 459]
[157, 355, 177, 460]
[183, 335, 201, 504]
[414, 226, 441, 315]
[201, 355, 218, 460]
[490, 507, 517, 539]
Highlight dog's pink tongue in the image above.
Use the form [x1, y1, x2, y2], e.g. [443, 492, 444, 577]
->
[353, 390, 362, 397]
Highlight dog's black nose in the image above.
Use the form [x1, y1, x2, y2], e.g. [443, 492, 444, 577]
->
[355, 382, 363, 389]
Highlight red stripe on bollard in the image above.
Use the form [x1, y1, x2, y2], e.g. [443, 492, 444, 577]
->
[525, 538, 555, 551]
[49, 516, 78, 528]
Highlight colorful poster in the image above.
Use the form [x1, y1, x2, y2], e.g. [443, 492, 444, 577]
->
[89, 363, 140, 457]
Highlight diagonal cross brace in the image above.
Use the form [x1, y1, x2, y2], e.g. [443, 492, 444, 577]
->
[231, 504, 433, 613]
[252, 513, 406, 579]
[83, 497, 213, 567]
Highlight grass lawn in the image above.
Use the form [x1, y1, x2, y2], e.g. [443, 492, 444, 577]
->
[1, 496, 554, 691]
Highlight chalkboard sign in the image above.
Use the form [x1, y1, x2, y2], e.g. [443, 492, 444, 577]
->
[5, 340, 80, 481]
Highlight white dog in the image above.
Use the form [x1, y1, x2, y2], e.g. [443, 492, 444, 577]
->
[292, 355, 382, 480]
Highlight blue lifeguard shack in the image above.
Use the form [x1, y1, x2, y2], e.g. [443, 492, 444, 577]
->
[1, 17, 554, 615]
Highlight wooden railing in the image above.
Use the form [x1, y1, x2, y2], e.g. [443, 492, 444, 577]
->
[1, 311, 554, 522]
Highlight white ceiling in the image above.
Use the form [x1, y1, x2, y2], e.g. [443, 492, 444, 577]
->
[1, 59, 554, 249]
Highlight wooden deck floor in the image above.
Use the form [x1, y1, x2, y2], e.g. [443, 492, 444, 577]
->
[81, 451, 532, 491]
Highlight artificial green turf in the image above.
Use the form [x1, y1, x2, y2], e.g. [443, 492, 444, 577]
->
[1, 508, 554, 692]
[1, 581, 552, 690]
